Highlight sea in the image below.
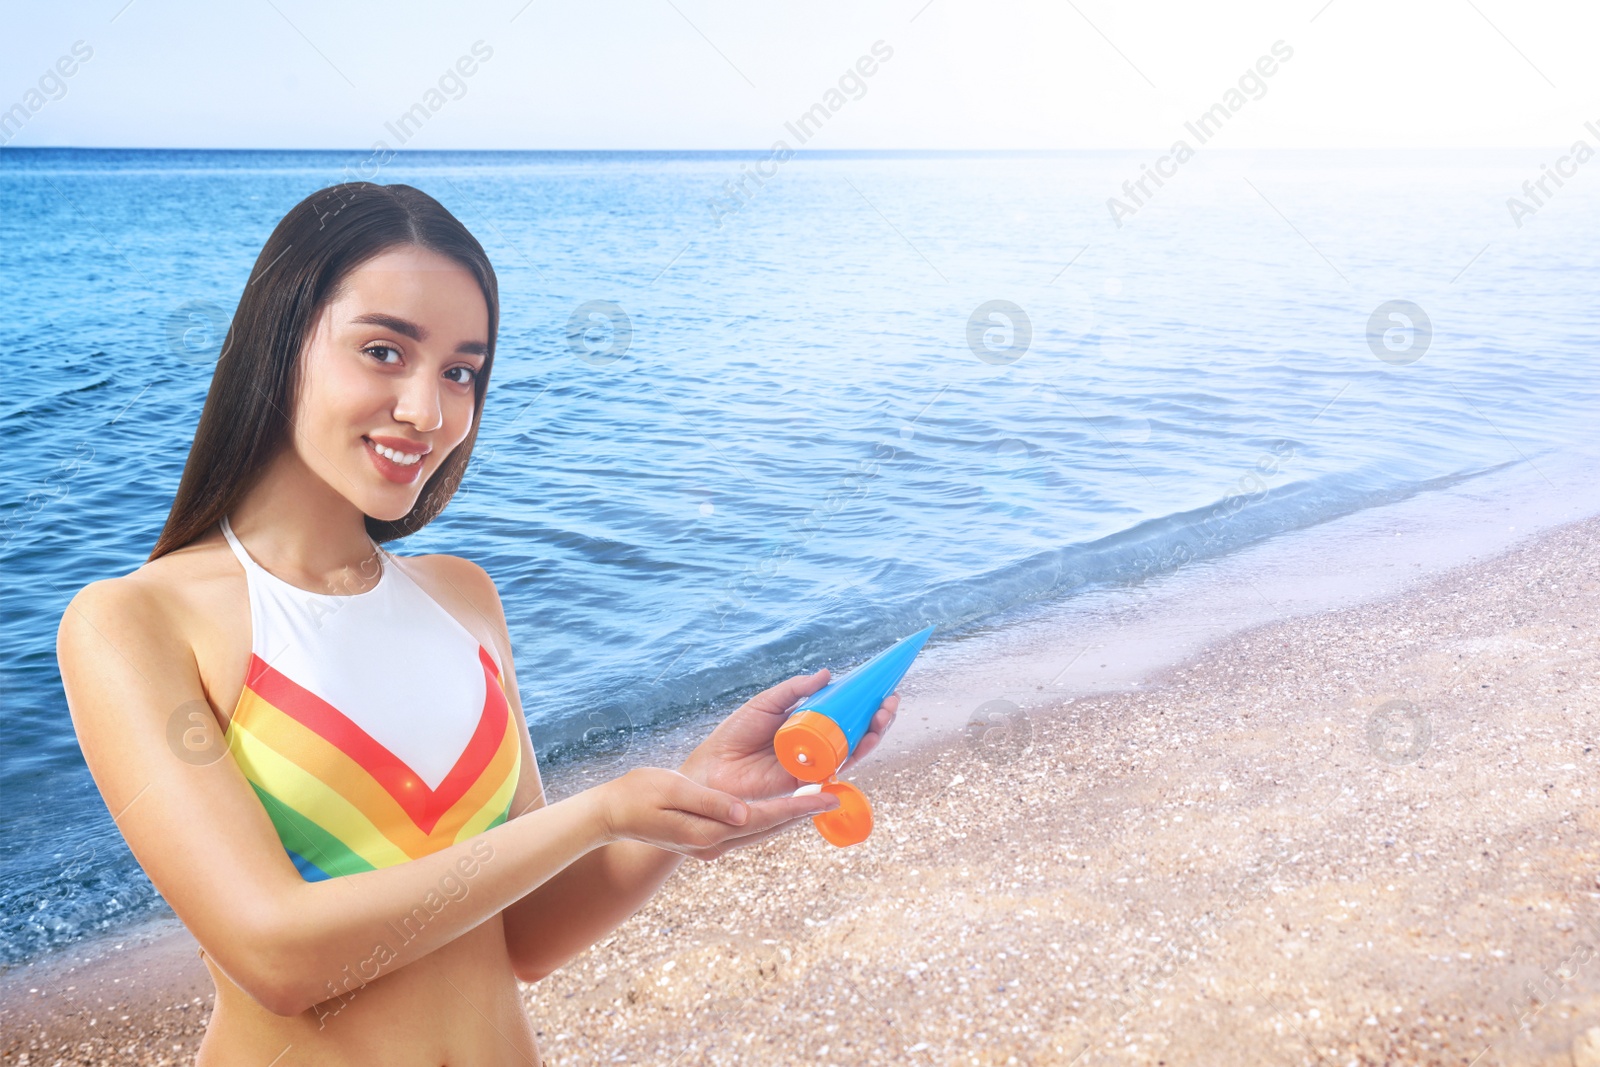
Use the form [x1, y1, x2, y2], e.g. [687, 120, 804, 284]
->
[1, 146, 1597, 969]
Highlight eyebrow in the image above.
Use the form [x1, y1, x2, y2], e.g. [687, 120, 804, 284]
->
[350, 312, 489, 357]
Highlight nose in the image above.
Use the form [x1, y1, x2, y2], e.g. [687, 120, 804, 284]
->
[392, 369, 444, 434]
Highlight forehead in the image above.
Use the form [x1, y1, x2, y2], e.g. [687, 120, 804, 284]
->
[330, 245, 487, 331]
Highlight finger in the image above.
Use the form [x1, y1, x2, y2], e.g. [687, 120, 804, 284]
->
[744, 668, 832, 718]
[654, 770, 749, 826]
[676, 794, 829, 859]
[631, 774, 727, 852]
[644, 773, 750, 844]
[716, 796, 838, 844]
[712, 792, 848, 853]
[839, 730, 880, 773]
[709, 811, 823, 855]
[736, 793, 840, 833]
[680, 782, 749, 826]
[864, 694, 899, 736]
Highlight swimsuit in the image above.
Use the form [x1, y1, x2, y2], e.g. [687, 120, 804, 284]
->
[217, 514, 521, 882]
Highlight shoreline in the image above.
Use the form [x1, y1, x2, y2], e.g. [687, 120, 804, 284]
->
[541, 446, 1600, 797]
[4, 511, 1598, 1065]
[522, 512, 1600, 1066]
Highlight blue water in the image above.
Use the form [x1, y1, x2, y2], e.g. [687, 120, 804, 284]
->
[1, 147, 1596, 968]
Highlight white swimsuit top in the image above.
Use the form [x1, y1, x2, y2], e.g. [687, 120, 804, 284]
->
[218, 513, 521, 882]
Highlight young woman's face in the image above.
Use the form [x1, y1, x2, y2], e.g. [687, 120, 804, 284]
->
[293, 244, 489, 522]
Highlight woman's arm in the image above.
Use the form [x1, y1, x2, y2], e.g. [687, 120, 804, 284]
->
[503, 836, 685, 983]
[56, 576, 743, 1018]
[436, 558, 678, 980]
[501, 763, 825, 983]
[443, 561, 844, 982]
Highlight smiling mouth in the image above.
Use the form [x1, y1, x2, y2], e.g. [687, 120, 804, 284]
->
[362, 435, 431, 484]
[362, 436, 426, 466]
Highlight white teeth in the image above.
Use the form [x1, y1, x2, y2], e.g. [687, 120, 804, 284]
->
[369, 439, 422, 465]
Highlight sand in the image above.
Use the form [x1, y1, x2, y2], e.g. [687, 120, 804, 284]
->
[4, 514, 1599, 1066]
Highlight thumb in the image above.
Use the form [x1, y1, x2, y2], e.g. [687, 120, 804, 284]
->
[746, 667, 832, 718]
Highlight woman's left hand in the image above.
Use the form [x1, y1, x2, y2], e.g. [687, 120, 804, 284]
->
[677, 668, 899, 801]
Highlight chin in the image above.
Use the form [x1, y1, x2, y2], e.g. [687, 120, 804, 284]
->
[347, 483, 419, 523]
[366, 498, 421, 524]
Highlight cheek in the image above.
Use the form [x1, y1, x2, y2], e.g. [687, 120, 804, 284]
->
[299, 353, 388, 443]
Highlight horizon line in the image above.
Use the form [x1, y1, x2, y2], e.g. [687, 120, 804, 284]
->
[0, 144, 1577, 154]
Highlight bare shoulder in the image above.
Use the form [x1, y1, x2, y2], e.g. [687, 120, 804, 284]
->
[58, 531, 252, 723]
[55, 566, 200, 736]
[395, 551, 511, 659]
[58, 572, 169, 648]
[68, 531, 232, 631]
[404, 552, 503, 615]
[58, 545, 206, 647]
[407, 551, 495, 591]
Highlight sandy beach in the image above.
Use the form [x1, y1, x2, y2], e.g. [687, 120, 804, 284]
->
[5, 513, 1598, 1066]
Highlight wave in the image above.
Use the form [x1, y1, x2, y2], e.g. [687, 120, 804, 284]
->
[533, 458, 1521, 764]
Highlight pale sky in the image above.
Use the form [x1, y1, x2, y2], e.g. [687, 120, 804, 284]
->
[2, 0, 1594, 150]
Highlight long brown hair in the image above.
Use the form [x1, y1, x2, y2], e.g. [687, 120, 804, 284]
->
[148, 182, 499, 562]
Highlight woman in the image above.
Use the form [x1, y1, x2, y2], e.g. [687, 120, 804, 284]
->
[55, 182, 899, 1065]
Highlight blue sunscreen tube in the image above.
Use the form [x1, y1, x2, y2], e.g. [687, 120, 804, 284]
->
[773, 624, 934, 782]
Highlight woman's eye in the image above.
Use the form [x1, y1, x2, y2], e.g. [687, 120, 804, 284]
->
[364, 344, 402, 364]
[446, 366, 479, 386]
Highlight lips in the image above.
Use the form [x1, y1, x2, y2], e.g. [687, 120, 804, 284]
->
[362, 435, 430, 485]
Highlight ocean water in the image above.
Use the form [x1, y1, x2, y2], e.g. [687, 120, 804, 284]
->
[1, 147, 1596, 968]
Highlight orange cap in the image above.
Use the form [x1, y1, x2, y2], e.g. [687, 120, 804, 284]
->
[813, 779, 873, 847]
[773, 711, 848, 782]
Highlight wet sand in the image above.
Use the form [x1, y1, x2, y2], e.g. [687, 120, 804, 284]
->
[4, 514, 1599, 1066]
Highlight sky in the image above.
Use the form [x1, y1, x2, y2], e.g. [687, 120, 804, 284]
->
[2, 0, 1595, 150]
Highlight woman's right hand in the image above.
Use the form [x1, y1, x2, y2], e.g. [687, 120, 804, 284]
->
[593, 767, 837, 861]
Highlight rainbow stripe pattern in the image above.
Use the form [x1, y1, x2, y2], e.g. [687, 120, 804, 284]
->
[223, 644, 521, 881]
